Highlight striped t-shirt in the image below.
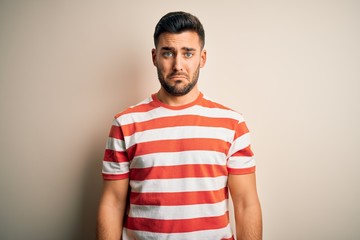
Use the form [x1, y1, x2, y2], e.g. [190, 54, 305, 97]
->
[102, 92, 255, 240]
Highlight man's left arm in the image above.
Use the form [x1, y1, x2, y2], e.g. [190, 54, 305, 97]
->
[228, 173, 262, 240]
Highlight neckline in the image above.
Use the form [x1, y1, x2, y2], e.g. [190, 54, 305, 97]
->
[151, 92, 204, 110]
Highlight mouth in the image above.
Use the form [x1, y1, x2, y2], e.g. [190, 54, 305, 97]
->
[169, 75, 188, 80]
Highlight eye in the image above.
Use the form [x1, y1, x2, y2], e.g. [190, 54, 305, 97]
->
[184, 52, 193, 58]
[162, 52, 174, 58]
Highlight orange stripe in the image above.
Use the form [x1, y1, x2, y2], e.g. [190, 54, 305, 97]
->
[130, 164, 228, 180]
[125, 212, 230, 233]
[103, 149, 129, 162]
[103, 172, 129, 180]
[233, 121, 249, 139]
[115, 102, 157, 118]
[130, 188, 228, 206]
[127, 138, 230, 160]
[222, 237, 235, 240]
[231, 145, 254, 157]
[121, 115, 238, 136]
[200, 97, 232, 110]
[109, 125, 124, 140]
[228, 166, 256, 175]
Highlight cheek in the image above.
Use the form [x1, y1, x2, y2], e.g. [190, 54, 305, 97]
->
[156, 63, 170, 78]
[157, 64, 166, 73]
[188, 60, 201, 72]
[159, 61, 172, 72]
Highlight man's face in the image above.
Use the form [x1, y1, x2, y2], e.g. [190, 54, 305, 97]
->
[152, 31, 207, 96]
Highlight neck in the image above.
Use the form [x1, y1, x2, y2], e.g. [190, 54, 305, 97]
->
[157, 87, 200, 106]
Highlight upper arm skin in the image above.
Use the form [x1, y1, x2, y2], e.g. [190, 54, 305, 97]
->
[99, 179, 129, 209]
[228, 173, 262, 240]
[228, 173, 260, 208]
[97, 179, 129, 240]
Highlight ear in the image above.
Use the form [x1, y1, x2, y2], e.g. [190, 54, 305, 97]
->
[200, 49, 207, 68]
[151, 48, 157, 66]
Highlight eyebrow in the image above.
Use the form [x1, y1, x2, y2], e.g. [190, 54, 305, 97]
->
[160, 47, 197, 51]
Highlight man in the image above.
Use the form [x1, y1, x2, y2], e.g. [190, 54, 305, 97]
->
[97, 11, 262, 240]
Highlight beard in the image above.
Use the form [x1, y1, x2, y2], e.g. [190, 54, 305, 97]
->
[157, 66, 200, 96]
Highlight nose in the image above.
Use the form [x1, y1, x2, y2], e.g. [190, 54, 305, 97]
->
[173, 54, 183, 71]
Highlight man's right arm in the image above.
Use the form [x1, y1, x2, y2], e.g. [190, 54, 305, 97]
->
[97, 178, 129, 240]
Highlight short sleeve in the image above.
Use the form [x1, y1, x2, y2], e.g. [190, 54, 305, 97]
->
[102, 119, 130, 180]
[227, 119, 256, 175]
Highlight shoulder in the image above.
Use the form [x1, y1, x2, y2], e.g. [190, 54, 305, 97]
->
[200, 95, 244, 121]
[113, 96, 157, 121]
[201, 95, 236, 111]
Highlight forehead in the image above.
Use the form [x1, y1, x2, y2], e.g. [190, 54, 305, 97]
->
[157, 31, 201, 50]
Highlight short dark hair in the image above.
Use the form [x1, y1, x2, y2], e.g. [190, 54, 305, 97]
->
[153, 11, 205, 49]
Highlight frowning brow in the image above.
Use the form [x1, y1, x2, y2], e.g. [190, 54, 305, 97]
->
[160, 47, 197, 51]
[183, 47, 196, 51]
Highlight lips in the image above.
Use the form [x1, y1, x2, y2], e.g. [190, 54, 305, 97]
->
[169, 74, 188, 80]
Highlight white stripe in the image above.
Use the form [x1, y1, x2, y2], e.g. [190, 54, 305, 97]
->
[129, 199, 228, 220]
[118, 105, 244, 125]
[102, 161, 129, 174]
[106, 137, 125, 151]
[111, 97, 152, 126]
[228, 156, 255, 169]
[227, 132, 251, 157]
[130, 150, 227, 169]
[125, 126, 234, 148]
[130, 176, 227, 193]
[123, 224, 233, 240]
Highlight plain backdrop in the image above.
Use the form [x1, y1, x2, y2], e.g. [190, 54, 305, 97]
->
[1, 1, 359, 239]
